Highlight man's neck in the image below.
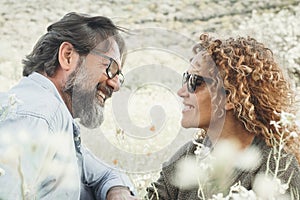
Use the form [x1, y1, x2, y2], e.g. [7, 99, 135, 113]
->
[43, 72, 73, 116]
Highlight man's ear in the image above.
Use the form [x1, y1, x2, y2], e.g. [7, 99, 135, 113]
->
[58, 42, 79, 71]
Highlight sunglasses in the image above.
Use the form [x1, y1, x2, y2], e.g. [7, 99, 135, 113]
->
[91, 50, 124, 85]
[182, 72, 213, 93]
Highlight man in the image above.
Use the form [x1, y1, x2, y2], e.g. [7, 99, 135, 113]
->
[0, 12, 137, 200]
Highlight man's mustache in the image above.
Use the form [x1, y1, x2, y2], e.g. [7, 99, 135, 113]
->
[97, 83, 113, 100]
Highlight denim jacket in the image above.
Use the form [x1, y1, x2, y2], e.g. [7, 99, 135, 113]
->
[0, 72, 133, 200]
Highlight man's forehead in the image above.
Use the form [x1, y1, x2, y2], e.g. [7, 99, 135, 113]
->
[94, 38, 121, 66]
[95, 38, 119, 53]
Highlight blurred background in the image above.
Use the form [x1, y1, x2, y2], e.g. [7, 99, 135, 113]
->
[1, 0, 299, 197]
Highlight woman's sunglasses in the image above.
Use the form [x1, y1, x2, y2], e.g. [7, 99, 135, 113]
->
[182, 72, 213, 93]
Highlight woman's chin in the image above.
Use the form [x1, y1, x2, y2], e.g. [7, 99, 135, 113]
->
[181, 120, 197, 129]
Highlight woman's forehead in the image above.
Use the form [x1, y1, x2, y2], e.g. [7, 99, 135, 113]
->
[189, 51, 215, 75]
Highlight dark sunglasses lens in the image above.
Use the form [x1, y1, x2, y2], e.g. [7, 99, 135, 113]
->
[188, 76, 196, 93]
[182, 72, 210, 93]
[182, 73, 188, 85]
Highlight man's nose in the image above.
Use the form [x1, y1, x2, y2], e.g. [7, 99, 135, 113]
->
[106, 75, 120, 92]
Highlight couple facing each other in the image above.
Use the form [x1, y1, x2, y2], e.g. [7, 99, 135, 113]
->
[0, 12, 299, 200]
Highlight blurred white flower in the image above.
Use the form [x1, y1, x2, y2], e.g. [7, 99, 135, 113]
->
[210, 193, 225, 200]
[0, 167, 5, 176]
[295, 120, 300, 129]
[173, 156, 200, 189]
[17, 131, 30, 144]
[253, 174, 288, 198]
[279, 111, 296, 127]
[8, 93, 22, 107]
[47, 133, 73, 158]
[0, 132, 12, 146]
[210, 139, 239, 176]
[235, 146, 262, 171]
[275, 178, 289, 195]
[289, 131, 298, 138]
[1, 144, 20, 165]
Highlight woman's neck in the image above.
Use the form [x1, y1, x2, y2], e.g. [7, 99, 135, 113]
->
[208, 111, 255, 150]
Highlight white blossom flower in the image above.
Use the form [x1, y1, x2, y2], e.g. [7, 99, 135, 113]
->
[270, 120, 281, 130]
[193, 141, 210, 157]
[228, 182, 257, 200]
[279, 111, 296, 127]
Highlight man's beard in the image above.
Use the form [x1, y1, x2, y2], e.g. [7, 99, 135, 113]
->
[63, 61, 104, 129]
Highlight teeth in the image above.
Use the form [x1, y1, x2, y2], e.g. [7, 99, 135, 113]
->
[97, 91, 106, 105]
[98, 91, 106, 100]
[183, 105, 193, 112]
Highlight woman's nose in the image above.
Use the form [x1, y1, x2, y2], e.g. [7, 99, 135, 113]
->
[177, 83, 189, 98]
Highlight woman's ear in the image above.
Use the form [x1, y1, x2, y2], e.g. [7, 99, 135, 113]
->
[225, 101, 234, 111]
[58, 42, 79, 71]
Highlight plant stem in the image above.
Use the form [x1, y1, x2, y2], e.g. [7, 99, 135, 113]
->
[274, 131, 284, 178]
[17, 155, 26, 200]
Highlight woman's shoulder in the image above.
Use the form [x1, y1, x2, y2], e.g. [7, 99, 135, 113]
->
[162, 139, 200, 168]
[254, 136, 300, 186]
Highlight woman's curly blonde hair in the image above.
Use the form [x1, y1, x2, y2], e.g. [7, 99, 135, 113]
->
[193, 33, 299, 162]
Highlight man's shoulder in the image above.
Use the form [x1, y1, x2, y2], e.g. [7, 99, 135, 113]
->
[0, 76, 71, 125]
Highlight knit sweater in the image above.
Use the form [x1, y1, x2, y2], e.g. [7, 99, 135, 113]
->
[146, 136, 300, 200]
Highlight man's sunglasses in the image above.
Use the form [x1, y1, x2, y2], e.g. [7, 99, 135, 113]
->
[91, 50, 124, 85]
[182, 72, 213, 93]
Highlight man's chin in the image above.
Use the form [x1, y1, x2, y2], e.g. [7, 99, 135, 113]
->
[79, 117, 104, 129]
[78, 105, 104, 129]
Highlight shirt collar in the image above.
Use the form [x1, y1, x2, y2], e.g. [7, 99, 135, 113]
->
[28, 72, 73, 118]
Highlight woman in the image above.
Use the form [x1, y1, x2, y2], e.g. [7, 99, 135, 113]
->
[146, 34, 300, 199]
